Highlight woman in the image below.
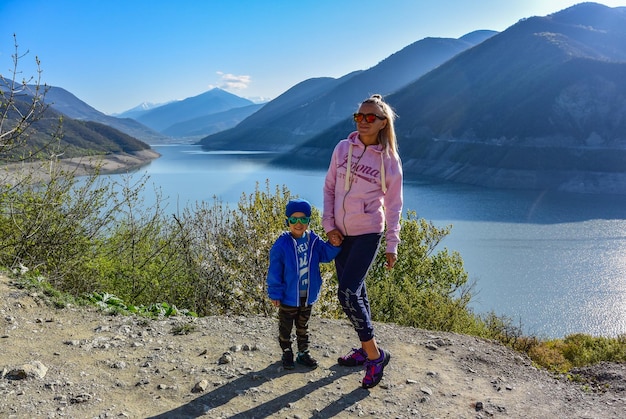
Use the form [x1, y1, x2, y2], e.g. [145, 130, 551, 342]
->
[322, 94, 403, 389]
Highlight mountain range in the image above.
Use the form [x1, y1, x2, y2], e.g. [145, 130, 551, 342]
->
[197, 30, 497, 151]
[39, 87, 169, 145]
[16, 2, 626, 194]
[130, 88, 259, 133]
[270, 2, 626, 194]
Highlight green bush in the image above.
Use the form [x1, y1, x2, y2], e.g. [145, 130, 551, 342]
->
[561, 333, 626, 367]
[171, 181, 339, 317]
[527, 333, 626, 372]
[367, 212, 486, 334]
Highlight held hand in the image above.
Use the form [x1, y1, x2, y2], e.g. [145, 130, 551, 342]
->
[385, 253, 397, 269]
[327, 229, 344, 246]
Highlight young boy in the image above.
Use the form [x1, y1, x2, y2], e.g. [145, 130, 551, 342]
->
[267, 198, 341, 369]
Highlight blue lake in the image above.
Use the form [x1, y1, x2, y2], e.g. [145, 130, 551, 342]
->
[107, 144, 626, 338]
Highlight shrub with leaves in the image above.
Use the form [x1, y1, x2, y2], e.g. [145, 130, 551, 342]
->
[173, 181, 339, 317]
[365, 211, 481, 333]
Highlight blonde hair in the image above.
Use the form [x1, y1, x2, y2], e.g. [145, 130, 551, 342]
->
[360, 94, 398, 156]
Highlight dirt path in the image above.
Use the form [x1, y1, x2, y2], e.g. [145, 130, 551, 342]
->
[1, 273, 624, 418]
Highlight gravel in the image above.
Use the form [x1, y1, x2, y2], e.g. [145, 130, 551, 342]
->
[1, 273, 624, 418]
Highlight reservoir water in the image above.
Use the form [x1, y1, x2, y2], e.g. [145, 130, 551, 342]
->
[108, 144, 626, 338]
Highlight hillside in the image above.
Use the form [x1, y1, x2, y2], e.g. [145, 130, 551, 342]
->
[198, 31, 496, 151]
[286, 3, 626, 194]
[135, 88, 255, 133]
[0, 98, 155, 162]
[37, 86, 169, 144]
[388, 2, 626, 194]
[1, 273, 624, 418]
[162, 103, 264, 139]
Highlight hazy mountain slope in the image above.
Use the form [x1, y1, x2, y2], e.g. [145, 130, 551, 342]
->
[41, 87, 170, 144]
[113, 102, 172, 120]
[199, 31, 496, 151]
[197, 77, 348, 151]
[284, 3, 626, 194]
[389, 2, 626, 193]
[135, 88, 254, 132]
[161, 103, 264, 139]
[391, 3, 626, 140]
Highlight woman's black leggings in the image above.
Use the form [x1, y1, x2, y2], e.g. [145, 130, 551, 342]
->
[334, 233, 381, 342]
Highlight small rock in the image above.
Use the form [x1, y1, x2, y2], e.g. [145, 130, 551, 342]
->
[70, 393, 93, 404]
[136, 378, 150, 386]
[6, 361, 48, 380]
[111, 361, 127, 369]
[192, 380, 208, 393]
[218, 352, 233, 364]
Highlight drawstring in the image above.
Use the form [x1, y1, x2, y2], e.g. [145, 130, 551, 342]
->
[380, 154, 386, 194]
[344, 143, 353, 191]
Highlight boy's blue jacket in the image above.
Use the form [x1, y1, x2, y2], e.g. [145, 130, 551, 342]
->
[267, 230, 340, 307]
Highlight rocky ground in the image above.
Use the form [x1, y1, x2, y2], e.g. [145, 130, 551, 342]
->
[1, 273, 624, 418]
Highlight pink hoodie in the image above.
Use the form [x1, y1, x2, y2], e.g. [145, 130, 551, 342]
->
[322, 131, 403, 254]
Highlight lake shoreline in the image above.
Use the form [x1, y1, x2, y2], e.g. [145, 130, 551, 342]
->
[0, 149, 161, 182]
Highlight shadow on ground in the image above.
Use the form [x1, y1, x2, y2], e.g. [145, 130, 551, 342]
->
[147, 363, 369, 418]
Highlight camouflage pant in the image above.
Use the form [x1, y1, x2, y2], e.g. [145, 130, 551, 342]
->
[278, 299, 312, 353]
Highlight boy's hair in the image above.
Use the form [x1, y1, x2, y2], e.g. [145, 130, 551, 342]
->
[285, 198, 312, 217]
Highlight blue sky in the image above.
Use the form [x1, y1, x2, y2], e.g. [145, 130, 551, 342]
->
[1, 1, 623, 115]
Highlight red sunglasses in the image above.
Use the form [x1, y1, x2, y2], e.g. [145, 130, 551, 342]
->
[353, 112, 386, 123]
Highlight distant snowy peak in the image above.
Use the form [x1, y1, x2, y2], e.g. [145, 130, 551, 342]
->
[245, 96, 272, 104]
[114, 101, 173, 118]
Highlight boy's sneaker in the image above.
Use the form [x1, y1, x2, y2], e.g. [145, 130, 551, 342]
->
[282, 349, 295, 370]
[296, 351, 319, 369]
[337, 347, 367, 366]
[362, 349, 391, 389]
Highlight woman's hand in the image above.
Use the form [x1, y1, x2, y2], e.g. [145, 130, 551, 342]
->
[385, 253, 397, 269]
[327, 229, 344, 246]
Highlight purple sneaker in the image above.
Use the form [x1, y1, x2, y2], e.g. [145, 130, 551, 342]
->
[362, 349, 391, 388]
[338, 347, 367, 366]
